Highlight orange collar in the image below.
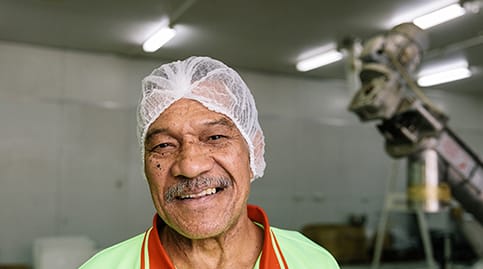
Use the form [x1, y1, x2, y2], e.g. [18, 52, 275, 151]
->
[140, 204, 288, 269]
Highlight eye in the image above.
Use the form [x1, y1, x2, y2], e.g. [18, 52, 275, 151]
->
[150, 142, 174, 153]
[208, 135, 226, 141]
[155, 143, 170, 148]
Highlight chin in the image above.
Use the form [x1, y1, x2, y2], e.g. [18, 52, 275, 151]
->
[175, 221, 231, 240]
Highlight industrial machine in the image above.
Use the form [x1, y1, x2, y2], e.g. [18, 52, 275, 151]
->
[348, 22, 483, 225]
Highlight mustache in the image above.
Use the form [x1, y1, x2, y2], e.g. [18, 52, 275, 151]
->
[164, 176, 232, 203]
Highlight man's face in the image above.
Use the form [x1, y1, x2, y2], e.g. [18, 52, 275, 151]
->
[144, 98, 253, 239]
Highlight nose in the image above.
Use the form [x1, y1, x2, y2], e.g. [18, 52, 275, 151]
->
[170, 140, 214, 179]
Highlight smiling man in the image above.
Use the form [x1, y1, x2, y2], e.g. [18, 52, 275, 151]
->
[80, 56, 339, 269]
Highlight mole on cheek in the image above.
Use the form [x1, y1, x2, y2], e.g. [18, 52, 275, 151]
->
[156, 163, 161, 169]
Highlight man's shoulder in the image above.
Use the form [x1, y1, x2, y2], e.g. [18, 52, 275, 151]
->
[79, 233, 145, 269]
[271, 227, 340, 268]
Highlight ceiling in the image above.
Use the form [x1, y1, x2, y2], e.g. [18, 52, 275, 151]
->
[1, 0, 482, 95]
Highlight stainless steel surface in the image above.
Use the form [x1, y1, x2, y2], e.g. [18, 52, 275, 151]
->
[407, 149, 450, 212]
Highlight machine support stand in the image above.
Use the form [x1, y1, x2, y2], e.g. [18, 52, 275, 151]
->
[372, 161, 438, 269]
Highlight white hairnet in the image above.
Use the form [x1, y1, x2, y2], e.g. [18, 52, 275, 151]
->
[137, 56, 265, 180]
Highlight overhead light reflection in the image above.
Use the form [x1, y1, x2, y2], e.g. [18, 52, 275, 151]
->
[418, 61, 472, 87]
[296, 48, 343, 72]
[413, 3, 466, 29]
[142, 26, 176, 53]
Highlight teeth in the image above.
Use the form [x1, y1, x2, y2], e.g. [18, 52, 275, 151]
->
[180, 188, 217, 199]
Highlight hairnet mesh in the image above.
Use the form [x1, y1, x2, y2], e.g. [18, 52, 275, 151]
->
[137, 56, 266, 180]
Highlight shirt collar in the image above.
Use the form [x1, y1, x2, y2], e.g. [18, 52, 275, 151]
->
[140, 204, 287, 269]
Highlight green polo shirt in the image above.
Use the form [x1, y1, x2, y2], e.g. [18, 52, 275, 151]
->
[80, 205, 339, 269]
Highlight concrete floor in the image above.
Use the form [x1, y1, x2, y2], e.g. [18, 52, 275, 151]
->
[342, 261, 480, 269]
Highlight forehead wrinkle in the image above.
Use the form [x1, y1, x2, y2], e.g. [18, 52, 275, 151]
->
[204, 117, 236, 128]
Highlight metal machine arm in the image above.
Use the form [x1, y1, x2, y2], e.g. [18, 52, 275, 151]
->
[348, 23, 483, 225]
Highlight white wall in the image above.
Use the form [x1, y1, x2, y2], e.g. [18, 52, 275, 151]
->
[0, 41, 158, 264]
[1, 40, 482, 265]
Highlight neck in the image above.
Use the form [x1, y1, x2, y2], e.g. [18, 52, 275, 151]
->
[160, 214, 263, 269]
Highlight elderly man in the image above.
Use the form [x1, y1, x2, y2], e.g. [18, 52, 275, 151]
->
[80, 56, 339, 269]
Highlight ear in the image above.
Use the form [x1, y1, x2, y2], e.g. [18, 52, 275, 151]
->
[250, 129, 265, 179]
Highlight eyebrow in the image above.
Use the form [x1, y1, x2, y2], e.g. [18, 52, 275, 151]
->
[145, 128, 168, 146]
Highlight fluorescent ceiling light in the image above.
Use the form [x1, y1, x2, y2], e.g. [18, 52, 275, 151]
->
[142, 27, 176, 53]
[296, 49, 343, 72]
[417, 66, 471, 87]
[413, 3, 466, 29]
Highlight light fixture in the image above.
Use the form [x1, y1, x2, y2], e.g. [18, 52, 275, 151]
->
[296, 48, 343, 72]
[417, 65, 472, 87]
[142, 26, 177, 53]
[413, 3, 466, 29]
